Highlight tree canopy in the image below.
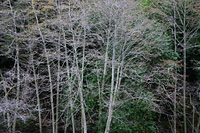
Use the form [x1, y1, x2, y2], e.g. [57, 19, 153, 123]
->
[0, 0, 199, 133]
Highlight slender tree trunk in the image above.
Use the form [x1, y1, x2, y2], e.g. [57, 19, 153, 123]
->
[173, 1, 177, 132]
[12, 14, 20, 131]
[30, 45, 42, 133]
[70, 6, 88, 132]
[112, 65, 121, 107]
[0, 72, 11, 133]
[56, 35, 61, 133]
[104, 24, 126, 132]
[31, 2, 44, 132]
[62, 27, 76, 133]
[8, 0, 20, 132]
[74, 47, 87, 133]
[42, 31, 55, 133]
[105, 64, 122, 133]
[32, 2, 55, 131]
[73, 27, 87, 133]
[63, 2, 76, 131]
[80, 27, 87, 133]
[183, 21, 187, 133]
[113, 36, 126, 110]
[104, 49, 115, 133]
[98, 28, 110, 132]
[12, 43, 20, 133]
[183, 0, 187, 132]
[105, 24, 117, 133]
[40, 30, 55, 133]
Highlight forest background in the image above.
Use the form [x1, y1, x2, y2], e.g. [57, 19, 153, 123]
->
[0, 0, 200, 133]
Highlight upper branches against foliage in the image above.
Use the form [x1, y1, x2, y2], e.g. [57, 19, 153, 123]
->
[0, 0, 193, 132]
[139, 0, 200, 132]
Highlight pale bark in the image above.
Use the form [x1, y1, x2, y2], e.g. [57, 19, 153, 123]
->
[74, 45, 87, 133]
[12, 43, 20, 133]
[104, 47, 115, 133]
[98, 28, 111, 132]
[183, 1, 187, 132]
[0, 72, 11, 133]
[173, 1, 177, 132]
[29, 45, 42, 133]
[105, 24, 117, 133]
[55, 35, 61, 133]
[62, 2, 76, 131]
[72, 28, 87, 133]
[32, 1, 55, 132]
[104, 27, 126, 133]
[62, 26, 76, 133]
[80, 27, 87, 133]
[8, 0, 20, 132]
[113, 36, 126, 109]
[41, 30, 55, 133]
[40, 30, 55, 133]
[69, 3, 87, 132]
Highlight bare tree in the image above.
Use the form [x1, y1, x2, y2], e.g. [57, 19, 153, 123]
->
[29, 40, 43, 133]
[31, 1, 56, 131]
[146, 0, 200, 132]
[173, 1, 177, 132]
[6, 0, 21, 131]
[1, 0, 199, 132]
[0, 72, 11, 133]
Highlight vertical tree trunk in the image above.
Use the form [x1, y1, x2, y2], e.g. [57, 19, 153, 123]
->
[30, 45, 42, 133]
[41, 35, 56, 133]
[63, 2, 76, 131]
[32, 2, 55, 131]
[173, 1, 177, 132]
[56, 35, 61, 133]
[40, 30, 55, 133]
[112, 37, 126, 113]
[0, 72, 11, 133]
[183, 0, 187, 132]
[105, 24, 117, 133]
[62, 27, 76, 133]
[8, 0, 20, 132]
[80, 27, 87, 133]
[98, 28, 110, 132]
[12, 43, 20, 133]
[74, 47, 87, 133]
[73, 28, 87, 133]
[104, 23, 126, 132]
[104, 48, 115, 133]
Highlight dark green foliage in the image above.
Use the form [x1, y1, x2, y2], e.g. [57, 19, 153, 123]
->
[111, 99, 157, 133]
[16, 119, 38, 133]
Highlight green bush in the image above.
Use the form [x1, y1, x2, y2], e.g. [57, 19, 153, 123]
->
[111, 99, 157, 133]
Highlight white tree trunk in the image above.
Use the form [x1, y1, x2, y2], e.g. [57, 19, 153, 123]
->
[0, 72, 12, 133]
[62, 27, 76, 133]
[105, 25, 117, 133]
[30, 46, 42, 133]
[173, 1, 177, 132]
[32, 3, 55, 131]
[183, 1, 187, 132]
[12, 43, 20, 133]
[56, 36, 61, 133]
